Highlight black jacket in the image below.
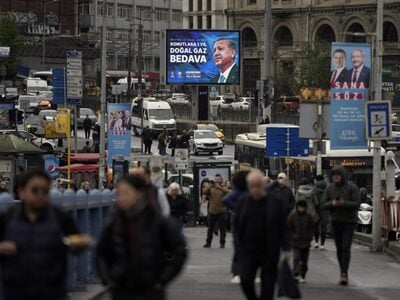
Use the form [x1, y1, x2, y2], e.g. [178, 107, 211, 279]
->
[167, 194, 188, 222]
[142, 129, 153, 144]
[322, 166, 360, 224]
[269, 182, 295, 216]
[212, 64, 240, 84]
[83, 117, 92, 129]
[314, 179, 329, 225]
[0, 204, 79, 300]
[96, 205, 187, 291]
[288, 210, 315, 249]
[234, 192, 289, 263]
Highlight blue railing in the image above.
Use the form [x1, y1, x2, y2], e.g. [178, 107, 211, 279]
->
[0, 189, 116, 292]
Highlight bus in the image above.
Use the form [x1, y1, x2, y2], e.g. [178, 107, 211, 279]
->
[235, 125, 386, 190]
[234, 124, 315, 180]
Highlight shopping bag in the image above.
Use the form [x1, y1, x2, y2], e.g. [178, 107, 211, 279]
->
[199, 202, 208, 217]
[277, 259, 302, 299]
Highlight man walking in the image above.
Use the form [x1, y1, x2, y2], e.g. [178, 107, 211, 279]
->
[0, 170, 90, 300]
[203, 174, 228, 248]
[323, 166, 360, 286]
[314, 175, 328, 249]
[270, 172, 295, 216]
[143, 126, 153, 154]
[83, 114, 92, 139]
[235, 170, 289, 300]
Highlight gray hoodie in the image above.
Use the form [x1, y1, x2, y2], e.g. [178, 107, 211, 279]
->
[295, 184, 319, 223]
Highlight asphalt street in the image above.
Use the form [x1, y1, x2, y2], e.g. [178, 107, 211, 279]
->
[73, 228, 400, 300]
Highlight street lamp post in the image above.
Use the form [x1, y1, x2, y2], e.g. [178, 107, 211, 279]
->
[42, 0, 58, 66]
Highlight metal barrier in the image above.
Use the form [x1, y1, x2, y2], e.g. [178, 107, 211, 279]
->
[381, 196, 400, 239]
[0, 189, 116, 291]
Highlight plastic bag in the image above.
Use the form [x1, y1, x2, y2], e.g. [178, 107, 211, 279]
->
[277, 259, 302, 299]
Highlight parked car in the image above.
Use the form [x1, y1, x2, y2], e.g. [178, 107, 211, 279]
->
[209, 94, 235, 109]
[231, 97, 253, 110]
[275, 96, 300, 112]
[190, 129, 224, 155]
[77, 108, 98, 128]
[196, 124, 225, 141]
[167, 93, 190, 105]
[0, 130, 57, 152]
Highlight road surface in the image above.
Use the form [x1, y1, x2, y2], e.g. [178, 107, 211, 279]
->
[73, 228, 400, 300]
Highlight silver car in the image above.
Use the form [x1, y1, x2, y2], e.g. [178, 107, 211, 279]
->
[190, 130, 224, 155]
[77, 108, 98, 128]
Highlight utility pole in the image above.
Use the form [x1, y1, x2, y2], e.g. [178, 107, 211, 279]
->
[42, 1, 47, 66]
[263, 0, 272, 119]
[99, 0, 107, 189]
[127, 23, 132, 101]
[372, 0, 383, 252]
[138, 16, 144, 154]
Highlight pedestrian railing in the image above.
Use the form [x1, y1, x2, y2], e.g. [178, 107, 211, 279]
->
[0, 189, 116, 291]
[381, 196, 400, 240]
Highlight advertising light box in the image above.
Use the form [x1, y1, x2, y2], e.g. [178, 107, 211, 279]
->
[166, 30, 241, 85]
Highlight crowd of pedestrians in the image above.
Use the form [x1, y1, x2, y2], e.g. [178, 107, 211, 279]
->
[0, 164, 363, 300]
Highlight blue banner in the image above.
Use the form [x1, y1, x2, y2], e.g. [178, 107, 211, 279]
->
[166, 30, 240, 85]
[107, 103, 132, 166]
[330, 42, 371, 149]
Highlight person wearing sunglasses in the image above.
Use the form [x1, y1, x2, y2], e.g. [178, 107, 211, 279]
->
[0, 170, 87, 300]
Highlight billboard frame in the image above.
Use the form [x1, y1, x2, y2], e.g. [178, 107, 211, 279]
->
[165, 29, 241, 86]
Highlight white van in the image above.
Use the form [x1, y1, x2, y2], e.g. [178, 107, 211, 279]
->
[25, 77, 52, 98]
[131, 97, 176, 134]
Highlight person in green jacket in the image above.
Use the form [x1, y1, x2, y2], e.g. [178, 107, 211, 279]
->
[322, 166, 360, 286]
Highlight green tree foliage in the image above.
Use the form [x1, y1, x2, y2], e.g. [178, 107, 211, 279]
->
[273, 41, 331, 97]
[291, 41, 331, 91]
[0, 16, 23, 78]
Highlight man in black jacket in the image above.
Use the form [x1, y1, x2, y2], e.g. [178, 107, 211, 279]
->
[0, 170, 87, 300]
[322, 166, 360, 286]
[83, 115, 92, 139]
[235, 170, 290, 300]
[269, 172, 295, 217]
[143, 126, 153, 154]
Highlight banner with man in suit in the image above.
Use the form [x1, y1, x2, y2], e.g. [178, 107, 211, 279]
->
[330, 43, 371, 149]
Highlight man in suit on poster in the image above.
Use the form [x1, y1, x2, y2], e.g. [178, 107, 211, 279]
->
[348, 48, 370, 88]
[212, 38, 239, 84]
[330, 48, 348, 87]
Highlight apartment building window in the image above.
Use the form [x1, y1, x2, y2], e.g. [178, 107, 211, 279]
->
[188, 16, 194, 29]
[197, 16, 203, 29]
[118, 56, 128, 70]
[156, 10, 168, 21]
[189, 0, 193, 12]
[154, 31, 160, 45]
[207, 0, 212, 11]
[206, 15, 212, 29]
[248, 0, 257, 4]
[117, 5, 131, 19]
[198, 0, 202, 11]
[117, 30, 129, 41]
[143, 30, 152, 45]
[144, 56, 152, 72]
[97, 3, 113, 17]
[154, 57, 160, 71]
[106, 30, 113, 41]
[80, 2, 92, 15]
[172, 11, 181, 23]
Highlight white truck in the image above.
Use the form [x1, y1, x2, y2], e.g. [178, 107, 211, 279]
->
[131, 97, 176, 135]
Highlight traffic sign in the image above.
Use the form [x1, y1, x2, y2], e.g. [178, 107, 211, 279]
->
[52, 68, 66, 105]
[66, 50, 82, 59]
[67, 77, 82, 86]
[266, 127, 309, 157]
[67, 98, 81, 106]
[366, 101, 391, 140]
[66, 69, 82, 77]
[67, 88, 83, 98]
[67, 58, 82, 69]
[175, 148, 189, 170]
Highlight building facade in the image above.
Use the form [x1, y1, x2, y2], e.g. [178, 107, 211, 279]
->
[183, 0, 400, 99]
[0, 0, 77, 36]
[79, 0, 182, 81]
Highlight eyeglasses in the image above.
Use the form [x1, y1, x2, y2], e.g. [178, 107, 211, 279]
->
[31, 186, 49, 196]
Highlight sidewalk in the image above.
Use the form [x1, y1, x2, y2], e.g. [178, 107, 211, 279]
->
[72, 227, 400, 300]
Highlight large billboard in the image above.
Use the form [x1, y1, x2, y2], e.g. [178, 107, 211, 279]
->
[330, 42, 371, 149]
[166, 30, 240, 85]
[107, 103, 132, 166]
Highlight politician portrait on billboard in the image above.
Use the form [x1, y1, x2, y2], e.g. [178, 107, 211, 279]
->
[166, 30, 240, 85]
[330, 42, 371, 150]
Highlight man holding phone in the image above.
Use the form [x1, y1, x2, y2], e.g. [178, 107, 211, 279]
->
[322, 166, 360, 286]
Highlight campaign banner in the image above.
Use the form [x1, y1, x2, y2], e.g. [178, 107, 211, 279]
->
[107, 103, 132, 166]
[166, 30, 240, 85]
[330, 43, 371, 149]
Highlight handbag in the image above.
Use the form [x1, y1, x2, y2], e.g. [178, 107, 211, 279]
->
[277, 259, 302, 299]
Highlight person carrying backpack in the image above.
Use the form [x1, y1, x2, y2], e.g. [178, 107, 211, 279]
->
[0, 170, 91, 300]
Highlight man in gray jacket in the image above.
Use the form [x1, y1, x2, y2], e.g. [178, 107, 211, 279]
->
[322, 166, 360, 286]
